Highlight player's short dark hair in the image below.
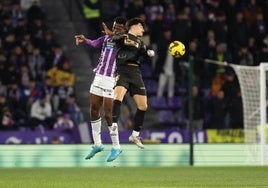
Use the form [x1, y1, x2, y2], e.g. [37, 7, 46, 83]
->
[114, 16, 126, 25]
[126, 17, 145, 31]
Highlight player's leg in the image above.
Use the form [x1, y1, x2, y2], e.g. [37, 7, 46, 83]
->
[90, 93, 103, 145]
[103, 96, 120, 150]
[85, 88, 104, 159]
[107, 85, 127, 162]
[129, 94, 147, 149]
[128, 73, 147, 149]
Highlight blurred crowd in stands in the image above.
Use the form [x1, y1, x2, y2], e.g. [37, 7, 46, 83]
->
[1, 0, 268, 131]
[0, 0, 84, 131]
[82, 0, 268, 130]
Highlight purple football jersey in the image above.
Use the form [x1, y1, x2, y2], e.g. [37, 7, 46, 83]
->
[85, 35, 117, 77]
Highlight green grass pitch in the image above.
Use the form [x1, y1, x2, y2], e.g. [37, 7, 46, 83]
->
[1, 166, 268, 188]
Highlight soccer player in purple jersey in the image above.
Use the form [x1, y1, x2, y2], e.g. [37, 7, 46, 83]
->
[74, 17, 126, 162]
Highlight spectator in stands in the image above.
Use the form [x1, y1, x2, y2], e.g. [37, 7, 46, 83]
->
[190, 0, 207, 17]
[40, 31, 57, 61]
[261, 0, 268, 24]
[171, 10, 191, 48]
[28, 46, 46, 82]
[235, 46, 254, 66]
[15, 18, 27, 41]
[0, 2, 4, 21]
[209, 3, 228, 44]
[54, 77, 74, 113]
[46, 44, 66, 70]
[248, 36, 260, 65]
[29, 18, 47, 47]
[3, 32, 16, 57]
[155, 28, 176, 99]
[0, 94, 17, 130]
[148, 10, 164, 68]
[9, 1, 23, 27]
[259, 35, 268, 62]
[53, 111, 74, 132]
[82, 0, 101, 38]
[242, 0, 260, 29]
[208, 90, 228, 129]
[228, 91, 243, 128]
[0, 78, 7, 96]
[210, 69, 225, 97]
[11, 45, 27, 73]
[28, 94, 54, 130]
[184, 40, 203, 84]
[7, 81, 20, 103]
[20, 79, 42, 115]
[249, 10, 266, 48]
[26, 0, 45, 26]
[125, 0, 145, 19]
[18, 65, 33, 87]
[0, 106, 16, 130]
[222, 0, 241, 27]
[163, 1, 176, 27]
[228, 11, 248, 58]
[145, 0, 164, 25]
[201, 29, 217, 60]
[191, 10, 208, 42]
[20, 31, 34, 55]
[47, 58, 75, 87]
[209, 43, 232, 76]
[2, 64, 19, 86]
[0, 14, 15, 41]
[41, 75, 56, 112]
[183, 86, 205, 130]
[62, 94, 84, 125]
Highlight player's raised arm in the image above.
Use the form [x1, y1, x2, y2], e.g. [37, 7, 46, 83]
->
[101, 22, 113, 35]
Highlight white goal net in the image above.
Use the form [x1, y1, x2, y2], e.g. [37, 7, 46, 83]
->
[231, 63, 267, 165]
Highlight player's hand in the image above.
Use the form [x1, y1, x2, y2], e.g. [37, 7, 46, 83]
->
[147, 50, 155, 57]
[74, 34, 86, 45]
[113, 24, 126, 34]
[102, 22, 113, 35]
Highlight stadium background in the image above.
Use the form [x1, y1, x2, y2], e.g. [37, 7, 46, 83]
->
[0, 0, 268, 167]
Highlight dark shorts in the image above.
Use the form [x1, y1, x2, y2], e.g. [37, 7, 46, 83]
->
[115, 65, 146, 96]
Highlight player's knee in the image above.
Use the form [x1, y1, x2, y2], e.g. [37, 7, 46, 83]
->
[138, 104, 147, 111]
[104, 113, 112, 123]
[90, 109, 100, 119]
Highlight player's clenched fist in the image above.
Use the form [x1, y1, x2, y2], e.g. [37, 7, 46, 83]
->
[74, 34, 86, 45]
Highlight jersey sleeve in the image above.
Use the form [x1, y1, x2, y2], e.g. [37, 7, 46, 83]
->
[85, 36, 106, 48]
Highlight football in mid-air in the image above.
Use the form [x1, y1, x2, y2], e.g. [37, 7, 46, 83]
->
[168, 41, 186, 58]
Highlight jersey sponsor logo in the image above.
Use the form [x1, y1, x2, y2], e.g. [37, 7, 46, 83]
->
[105, 41, 115, 50]
[124, 38, 139, 48]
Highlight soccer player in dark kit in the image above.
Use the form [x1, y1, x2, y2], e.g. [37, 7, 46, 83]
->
[109, 17, 155, 160]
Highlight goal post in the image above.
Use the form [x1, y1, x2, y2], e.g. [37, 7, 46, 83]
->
[259, 63, 266, 166]
[231, 63, 267, 165]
